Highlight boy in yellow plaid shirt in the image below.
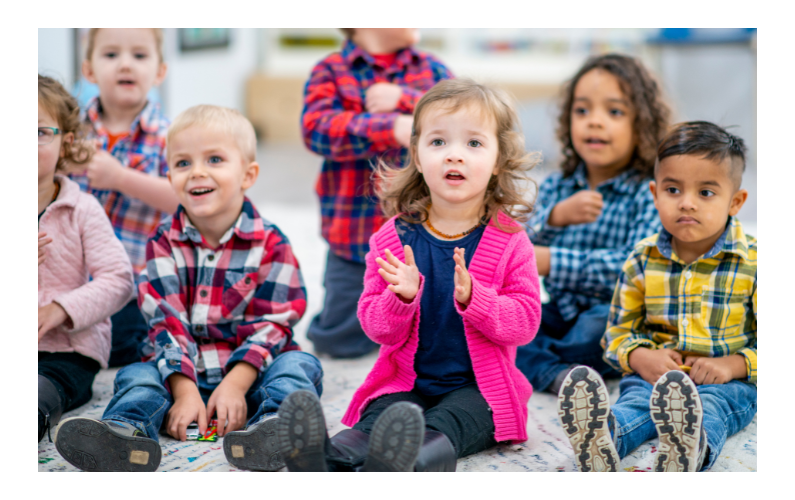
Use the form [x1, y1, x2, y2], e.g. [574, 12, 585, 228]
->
[556, 121, 756, 472]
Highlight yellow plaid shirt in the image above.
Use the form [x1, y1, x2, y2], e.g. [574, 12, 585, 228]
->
[602, 217, 757, 384]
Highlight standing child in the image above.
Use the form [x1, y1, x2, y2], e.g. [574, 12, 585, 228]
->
[302, 28, 452, 358]
[559, 122, 756, 472]
[67, 28, 179, 366]
[38, 75, 134, 442]
[515, 53, 671, 394]
[54, 106, 323, 472]
[276, 79, 542, 472]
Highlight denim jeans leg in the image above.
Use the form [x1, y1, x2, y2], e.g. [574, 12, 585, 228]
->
[108, 300, 149, 367]
[609, 375, 659, 459]
[102, 361, 173, 442]
[245, 351, 324, 426]
[564, 304, 620, 379]
[515, 302, 574, 391]
[694, 380, 758, 471]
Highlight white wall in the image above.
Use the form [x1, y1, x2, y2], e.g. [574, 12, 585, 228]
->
[38, 28, 73, 85]
[162, 28, 259, 117]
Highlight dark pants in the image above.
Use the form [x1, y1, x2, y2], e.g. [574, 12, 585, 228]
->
[109, 299, 148, 367]
[352, 384, 497, 459]
[307, 251, 377, 358]
[515, 301, 619, 392]
[38, 351, 100, 413]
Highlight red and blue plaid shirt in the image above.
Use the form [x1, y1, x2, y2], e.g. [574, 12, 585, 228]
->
[72, 97, 170, 277]
[137, 199, 306, 387]
[302, 40, 452, 262]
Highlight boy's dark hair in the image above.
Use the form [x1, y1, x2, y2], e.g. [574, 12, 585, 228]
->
[340, 28, 355, 39]
[557, 53, 671, 178]
[656, 121, 747, 188]
[38, 74, 93, 171]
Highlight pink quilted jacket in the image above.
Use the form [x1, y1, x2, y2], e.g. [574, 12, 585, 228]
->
[37, 175, 134, 368]
[342, 213, 542, 443]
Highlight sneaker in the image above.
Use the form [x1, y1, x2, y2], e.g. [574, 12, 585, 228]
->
[54, 417, 161, 472]
[362, 402, 425, 472]
[224, 414, 284, 471]
[276, 390, 329, 472]
[650, 370, 707, 472]
[557, 366, 619, 472]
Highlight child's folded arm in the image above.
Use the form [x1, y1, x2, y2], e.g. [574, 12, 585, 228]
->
[224, 234, 308, 373]
[395, 58, 452, 113]
[357, 242, 422, 346]
[549, 189, 661, 297]
[53, 195, 135, 332]
[736, 284, 757, 383]
[601, 254, 659, 373]
[524, 176, 566, 245]
[302, 62, 402, 161]
[456, 237, 542, 347]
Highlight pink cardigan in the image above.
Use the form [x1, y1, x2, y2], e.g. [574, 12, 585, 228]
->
[38, 176, 134, 368]
[342, 213, 542, 443]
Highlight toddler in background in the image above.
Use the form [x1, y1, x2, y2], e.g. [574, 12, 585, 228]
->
[277, 79, 542, 472]
[302, 28, 452, 358]
[560, 121, 756, 472]
[515, 53, 670, 394]
[38, 75, 134, 442]
[55, 105, 322, 472]
[67, 28, 178, 366]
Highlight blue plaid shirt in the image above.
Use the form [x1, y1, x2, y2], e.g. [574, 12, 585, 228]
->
[527, 164, 661, 322]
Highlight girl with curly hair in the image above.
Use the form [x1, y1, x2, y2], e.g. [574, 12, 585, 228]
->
[514, 53, 672, 396]
[275, 78, 543, 472]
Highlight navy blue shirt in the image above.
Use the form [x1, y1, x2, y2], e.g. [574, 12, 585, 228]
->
[395, 218, 485, 396]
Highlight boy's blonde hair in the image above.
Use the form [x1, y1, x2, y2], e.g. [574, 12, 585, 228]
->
[85, 28, 165, 62]
[167, 105, 257, 164]
[377, 78, 539, 232]
[38, 74, 93, 171]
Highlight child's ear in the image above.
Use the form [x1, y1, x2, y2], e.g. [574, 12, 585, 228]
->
[81, 60, 97, 84]
[241, 161, 260, 190]
[728, 188, 748, 217]
[166, 169, 172, 184]
[154, 62, 168, 87]
[649, 180, 659, 209]
[59, 132, 74, 158]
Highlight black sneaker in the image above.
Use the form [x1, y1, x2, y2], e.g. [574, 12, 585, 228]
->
[54, 417, 161, 472]
[557, 366, 619, 472]
[362, 402, 425, 472]
[224, 414, 284, 471]
[650, 370, 706, 472]
[276, 390, 329, 472]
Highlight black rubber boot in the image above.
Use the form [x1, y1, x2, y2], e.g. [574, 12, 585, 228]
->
[362, 402, 425, 472]
[38, 375, 63, 443]
[327, 428, 370, 472]
[413, 430, 457, 472]
[276, 390, 330, 472]
[54, 418, 161, 471]
[224, 415, 285, 471]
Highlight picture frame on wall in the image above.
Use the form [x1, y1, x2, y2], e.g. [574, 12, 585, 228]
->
[179, 28, 231, 52]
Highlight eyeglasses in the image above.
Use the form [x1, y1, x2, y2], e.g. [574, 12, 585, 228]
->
[38, 127, 60, 146]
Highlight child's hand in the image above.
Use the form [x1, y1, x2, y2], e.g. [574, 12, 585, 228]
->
[38, 231, 53, 266]
[628, 347, 684, 385]
[65, 143, 125, 191]
[393, 115, 413, 148]
[548, 190, 604, 226]
[38, 302, 69, 340]
[376, 245, 420, 302]
[365, 83, 403, 113]
[206, 363, 257, 437]
[684, 354, 746, 385]
[165, 374, 207, 441]
[453, 247, 472, 305]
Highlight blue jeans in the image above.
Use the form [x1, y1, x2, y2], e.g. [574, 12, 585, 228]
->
[515, 302, 618, 391]
[102, 350, 323, 442]
[609, 374, 757, 471]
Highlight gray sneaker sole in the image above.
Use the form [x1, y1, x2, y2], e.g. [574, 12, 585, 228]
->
[363, 402, 425, 472]
[54, 417, 161, 472]
[650, 370, 703, 472]
[558, 366, 618, 472]
[223, 417, 285, 471]
[276, 391, 328, 472]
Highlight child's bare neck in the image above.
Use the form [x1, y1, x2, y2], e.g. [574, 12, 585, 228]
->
[100, 99, 148, 134]
[186, 204, 244, 251]
[671, 236, 719, 265]
[352, 33, 401, 55]
[38, 175, 57, 214]
[426, 199, 484, 239]
[585, 163, 628, 189]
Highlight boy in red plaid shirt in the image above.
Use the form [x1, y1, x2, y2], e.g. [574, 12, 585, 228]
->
[303, 28, 452, 358]
[55, 105, 323, 472]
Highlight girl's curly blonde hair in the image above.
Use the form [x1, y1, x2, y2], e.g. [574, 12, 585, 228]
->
[38, 74, 93, 171]
[376, 78, 539, 233]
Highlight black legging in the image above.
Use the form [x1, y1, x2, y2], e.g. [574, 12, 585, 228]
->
[38, 351, 100, 412]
